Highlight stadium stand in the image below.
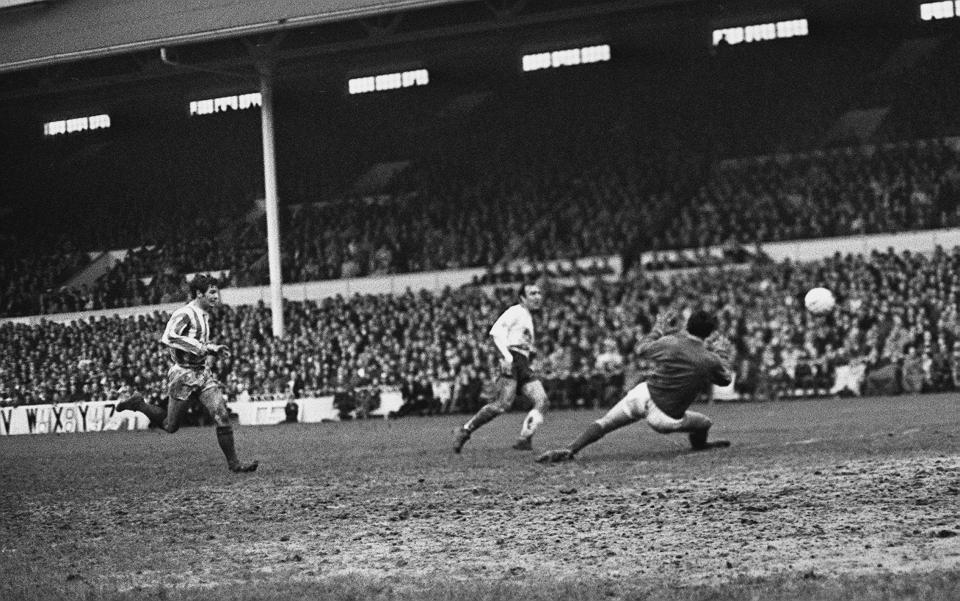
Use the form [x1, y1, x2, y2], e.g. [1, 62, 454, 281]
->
[5, 7, 960, 414]
[0, 30, 955, 314]
[6, 127, 960, 318]
[5, 245, 960, 410]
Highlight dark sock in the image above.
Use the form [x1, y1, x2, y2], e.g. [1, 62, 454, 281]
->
[216, 425, 240, 466]
[689, 427, 709, 449]
[464, 405, 501, 432]
[569, 422, 607, 455]
[121, 394, 167, 425]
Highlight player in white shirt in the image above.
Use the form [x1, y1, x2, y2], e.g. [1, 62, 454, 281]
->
[454, 284, 551, 452]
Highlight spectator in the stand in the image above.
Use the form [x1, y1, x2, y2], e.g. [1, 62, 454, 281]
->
[398, 373, 419, 418]
[926, 339, 953, 392]
[734, 338, 762, 401]
[882, 315, 911, 361]
[950, 341, 960, 390]
[594, 338, 626, 407]
[0, 386, 13, 407]
[900, 346, 925, 394]
[449, 363, 480, 414]
[284, 400, 299, 423]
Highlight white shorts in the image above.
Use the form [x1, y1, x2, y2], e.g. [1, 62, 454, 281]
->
[612, 382, 711, 434]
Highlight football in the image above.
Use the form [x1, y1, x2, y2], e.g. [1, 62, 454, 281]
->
[804, 287, 835, 314]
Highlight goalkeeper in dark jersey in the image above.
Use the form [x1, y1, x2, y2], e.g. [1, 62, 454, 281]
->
[537, 308, 733, 463]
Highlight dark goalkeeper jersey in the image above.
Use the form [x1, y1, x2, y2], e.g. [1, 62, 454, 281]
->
[638, 332, 732, 419]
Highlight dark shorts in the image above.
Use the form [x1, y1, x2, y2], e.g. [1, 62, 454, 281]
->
[507, 350, 537, 386]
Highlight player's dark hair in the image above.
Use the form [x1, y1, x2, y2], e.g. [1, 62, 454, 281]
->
[686, 310, 718, 340]
[189, 274, 216, 298]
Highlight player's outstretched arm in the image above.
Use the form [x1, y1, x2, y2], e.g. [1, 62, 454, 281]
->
[206, 343, 231, 358]
[705, 332, 735, 383]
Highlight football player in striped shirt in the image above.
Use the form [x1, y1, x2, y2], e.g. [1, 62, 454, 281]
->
[536, 308, 733, 463]
[117, 275, 258, 473]
[454, 283, 551, 452]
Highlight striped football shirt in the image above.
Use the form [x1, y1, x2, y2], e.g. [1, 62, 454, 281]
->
[161, 301, 211, 368]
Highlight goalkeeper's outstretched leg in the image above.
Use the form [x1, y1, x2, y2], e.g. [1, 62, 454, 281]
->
[538, 309, 733, 463]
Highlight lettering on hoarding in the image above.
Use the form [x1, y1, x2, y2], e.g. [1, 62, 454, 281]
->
[0, 408, 11, 435]
[26, 408, 38, 433]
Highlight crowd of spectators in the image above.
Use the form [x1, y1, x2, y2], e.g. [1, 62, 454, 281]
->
[5, 246, 960, 414]
[36, 234, 258, 314]
[7, 32, 960, 318]
[7, 133, 960, 319]
[0, 244, 91, 317]
[0, 106, 262, 317]
[473, 258, 617, 286]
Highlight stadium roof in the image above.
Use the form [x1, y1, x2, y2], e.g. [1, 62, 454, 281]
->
[0, 0, 889, 101]
[0, 0, 477, 73]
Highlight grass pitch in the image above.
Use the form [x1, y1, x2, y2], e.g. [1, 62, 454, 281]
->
[1, 394, 958, 600]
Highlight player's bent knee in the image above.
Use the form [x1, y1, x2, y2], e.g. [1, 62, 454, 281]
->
[212, 410, 231, 427]
[199, 387, 231, 423]
[597, 401, 639, 429]
[683, 412, 712, 431]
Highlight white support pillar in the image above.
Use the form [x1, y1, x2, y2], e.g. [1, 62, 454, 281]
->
[259, 62, 285, 338]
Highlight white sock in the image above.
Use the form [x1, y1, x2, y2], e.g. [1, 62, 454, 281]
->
[520, 408, 544, 438]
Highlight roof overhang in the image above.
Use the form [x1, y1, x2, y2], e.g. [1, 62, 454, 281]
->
[0, 0, 472, 74]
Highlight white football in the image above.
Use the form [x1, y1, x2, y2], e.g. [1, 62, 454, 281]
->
[804, 287, 835, 314]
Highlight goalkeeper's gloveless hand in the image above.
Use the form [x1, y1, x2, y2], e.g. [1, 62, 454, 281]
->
[654, 306, 683, 335]
[705, 333, 734, 362]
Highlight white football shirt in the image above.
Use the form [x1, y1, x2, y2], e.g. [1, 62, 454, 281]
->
[489, 304, 535, 356]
